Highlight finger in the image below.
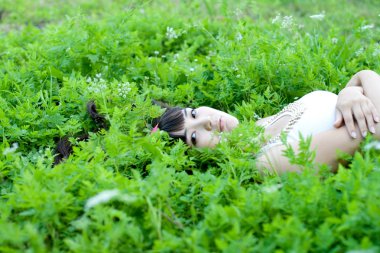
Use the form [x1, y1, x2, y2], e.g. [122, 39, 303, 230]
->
[363, 102, 376, 134]
[334, 110, 343, 128]
[368, 100, 380, 123]
[342, 109, 357, 138]
[352, 104, 367, 137]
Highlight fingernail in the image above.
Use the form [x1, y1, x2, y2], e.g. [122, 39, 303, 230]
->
[370, 126, 376, 134]
[351, 131, 357, 138]
[362, 131, 367, 137]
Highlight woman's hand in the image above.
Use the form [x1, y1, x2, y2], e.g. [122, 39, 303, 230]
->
[334, 86, 380, 138]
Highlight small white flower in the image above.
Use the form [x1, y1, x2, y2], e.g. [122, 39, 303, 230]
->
[189, 67, 195, 72]
[271, 14, 294, 29]
[355, 47, 364, 57]
[309, 13, 325, 20]
[220, 137, 227, 143]
[234, 8, 243, 19]
[166, 27, 178, 39]
[85, 189, 120, 210]
[332, 38, 338, 44]
[360, 24, 375, 31]
[194, 59, 198, 62]
[3, 143, 19, 155]
[364, 141, 380, 151]
[154, 51, 159, 55]
[87, 74, 108, 94]
[117, 82, 132, 99]
[347, 249, 379, 253]
[372, 47, 380, 57]
[262, 184, 283, 193]
[272, 14, 281, 24]
[235, 32, 243, 41]
[281, 16, 293, 29]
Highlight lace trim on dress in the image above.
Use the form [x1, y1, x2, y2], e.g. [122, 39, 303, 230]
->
[259, 100, 306, 153]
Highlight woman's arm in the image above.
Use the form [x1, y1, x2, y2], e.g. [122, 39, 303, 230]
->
[257, 126, 363, 173]
[258, 70, 380, 174]
[335, 70, 380, 138]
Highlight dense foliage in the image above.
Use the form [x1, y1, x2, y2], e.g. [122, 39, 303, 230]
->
[1, 0, 380, 252]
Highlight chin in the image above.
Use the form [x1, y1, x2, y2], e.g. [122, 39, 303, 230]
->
[225, 117, 239, 132]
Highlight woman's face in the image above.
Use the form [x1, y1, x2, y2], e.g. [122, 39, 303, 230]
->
[176, 106, 239, 148]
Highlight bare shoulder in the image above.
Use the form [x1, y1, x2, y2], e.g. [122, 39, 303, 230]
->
[256, 126, 363, 174]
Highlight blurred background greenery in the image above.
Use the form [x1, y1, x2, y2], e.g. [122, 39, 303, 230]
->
[1, 1, 380, 252]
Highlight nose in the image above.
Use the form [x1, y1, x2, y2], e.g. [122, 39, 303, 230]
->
[204, 117, 212, 131]
[194, 116, 212, 131]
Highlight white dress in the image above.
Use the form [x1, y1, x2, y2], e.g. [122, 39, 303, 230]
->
[260, 90, 338, 152]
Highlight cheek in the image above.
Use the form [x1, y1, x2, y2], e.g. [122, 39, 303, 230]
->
[197, 131, 221, 148]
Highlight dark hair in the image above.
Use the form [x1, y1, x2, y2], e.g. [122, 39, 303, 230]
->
[54, 101, 109, 165]
[151, 100, 186, 143]
[54, 100, 186, 165]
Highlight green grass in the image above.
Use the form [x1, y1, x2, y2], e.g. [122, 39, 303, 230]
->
[1, 0, 380, 252]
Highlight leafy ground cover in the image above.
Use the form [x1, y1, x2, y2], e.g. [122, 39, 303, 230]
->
[1, 0, 380, 252]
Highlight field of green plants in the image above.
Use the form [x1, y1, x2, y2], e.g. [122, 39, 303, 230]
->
[1, 0, 380, 252]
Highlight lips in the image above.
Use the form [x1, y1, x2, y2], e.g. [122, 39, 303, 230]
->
[219, 117, 224, 132]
